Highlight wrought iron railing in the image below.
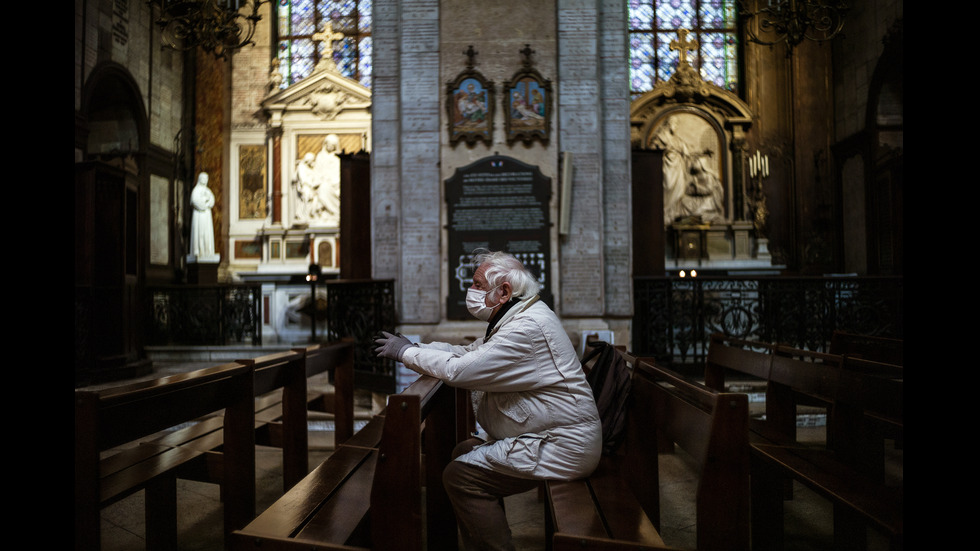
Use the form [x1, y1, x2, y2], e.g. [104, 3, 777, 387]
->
[632, 275, 903, 376]
[324, 279, 398, 394]
[147, 284, 262, 346]
[144, 276, 902, 386]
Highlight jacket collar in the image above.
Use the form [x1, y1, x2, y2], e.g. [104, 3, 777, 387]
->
[486, 295, 540, 340]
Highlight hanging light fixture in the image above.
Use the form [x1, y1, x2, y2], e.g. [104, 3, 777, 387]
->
[152, 1, 267, 59]
[740, 0, 849, 52]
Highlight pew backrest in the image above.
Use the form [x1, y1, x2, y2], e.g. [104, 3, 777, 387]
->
[704, 333, 775, 390]
[628, 359, 750, 550]
[829, 355, 903, 481]
[294, 340, 356, 444]
[370, 374, 461, 551]
[238, 350, 307, 489]
[229, 373, 463, 551]
[830, 331, 904, 366]
[74, 361, 256, 549]
[77, 362, 254, 451]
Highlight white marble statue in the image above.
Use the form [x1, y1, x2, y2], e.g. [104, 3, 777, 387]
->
[189, 172, 219, 261]
[651, 117, 725, 225]
[292, 134, 341, 226]
[313, 134, 341, 224]
[651, 117, 691, 224]
[293, 153, 325, 222]
[679, 151, 725, 223]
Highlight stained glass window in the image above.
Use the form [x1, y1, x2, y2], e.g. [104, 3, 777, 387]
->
[629, 0, 739, 98]
[276, 0, 372, 89]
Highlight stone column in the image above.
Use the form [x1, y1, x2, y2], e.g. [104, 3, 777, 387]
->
[372, 0, 443, 323]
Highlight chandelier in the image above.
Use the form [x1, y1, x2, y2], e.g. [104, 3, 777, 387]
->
[740, 0, 849, 51]
[152, 0, 267, 59]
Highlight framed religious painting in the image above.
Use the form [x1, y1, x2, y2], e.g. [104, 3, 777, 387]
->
[446, 46, 494, 147]
[503, 45, 552, 145]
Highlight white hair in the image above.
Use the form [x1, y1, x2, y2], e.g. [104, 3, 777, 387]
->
[472, 249, 541, 300]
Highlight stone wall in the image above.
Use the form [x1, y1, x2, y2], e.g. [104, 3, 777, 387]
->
[76, 0, 184, 155]
[833, 0, 903, 140]
[231, 3, 275, 130]
[373, 0, 632, 328]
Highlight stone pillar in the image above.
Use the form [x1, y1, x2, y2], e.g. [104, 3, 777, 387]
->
[557, 1, 605, 317]
[557, 0, 632, 317]
[372, 0, 442, 323]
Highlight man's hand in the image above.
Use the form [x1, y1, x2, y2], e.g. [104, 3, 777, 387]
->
[374, 331, 413, 362]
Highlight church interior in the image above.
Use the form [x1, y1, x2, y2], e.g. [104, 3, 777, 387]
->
[75, 1, 902, 549]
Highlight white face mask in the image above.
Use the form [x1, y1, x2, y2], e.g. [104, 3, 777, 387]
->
[466, 285, 500, 321]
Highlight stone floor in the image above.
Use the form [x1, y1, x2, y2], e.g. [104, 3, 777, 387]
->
[85, 363, 900, 550]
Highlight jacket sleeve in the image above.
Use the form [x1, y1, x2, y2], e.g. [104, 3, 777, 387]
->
[400, 318, 564, 392]
[416, 339, 483, 355]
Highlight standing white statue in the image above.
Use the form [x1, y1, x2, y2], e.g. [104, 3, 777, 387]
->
[651, 117, 691, 224]
[313, 134, 341, 226]
[190, 172, 219, 261]
[293, 153, 326, 222]
[292, 134, 342, 227]
[651, 116, 725, 225]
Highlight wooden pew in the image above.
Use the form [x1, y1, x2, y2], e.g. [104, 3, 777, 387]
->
[705, 333, 845, 447]
[545, 358, 750, 551]
[830, 330, 904, 366]
[703, 334, 904, 549]
[749, 352, 903, 551]
[704, 334, 788, 444]
[139, 351, 305, 496]
[293, 339, 356, 446]
[150, 341, 355, 498]
[229, 374, 465, 551]
[74, 362, 255, 551]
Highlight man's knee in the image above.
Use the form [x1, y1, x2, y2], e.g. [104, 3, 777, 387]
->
[452, 437, 483, 460]
[443, 460, 466, 497]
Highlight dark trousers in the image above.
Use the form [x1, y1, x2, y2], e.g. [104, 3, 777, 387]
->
[443, 438, 540, 551]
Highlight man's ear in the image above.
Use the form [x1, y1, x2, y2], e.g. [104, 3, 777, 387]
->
[498, 282, 513, 304]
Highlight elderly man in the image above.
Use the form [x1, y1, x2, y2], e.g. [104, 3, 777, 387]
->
[374, 249, 601, 551]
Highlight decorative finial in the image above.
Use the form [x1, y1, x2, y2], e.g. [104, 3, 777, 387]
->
[464, 45, 478, 69]
[663, 29, 710, 101]
[520, 44, 535, 68]
[669, 29, 698, 68]
[312, 22, 345, 73]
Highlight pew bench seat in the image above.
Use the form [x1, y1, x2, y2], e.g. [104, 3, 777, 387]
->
[545, 358, 749, 551]
[546, 455, 670, 550]
[750, 443, 903, 550]
[230, 375, 462, 551]
[75, 362, 256, 550]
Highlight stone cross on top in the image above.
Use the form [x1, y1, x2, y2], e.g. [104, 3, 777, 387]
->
[312, 22, 344, 72]
[520, 44, 535, 68]
[464, 45, 478, 69]
[670, 29, 698, 67]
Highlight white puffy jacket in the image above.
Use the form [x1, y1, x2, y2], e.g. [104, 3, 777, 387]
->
[399, 296, 602, 480]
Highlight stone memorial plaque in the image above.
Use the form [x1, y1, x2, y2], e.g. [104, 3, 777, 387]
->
[445, 155, 552, 320]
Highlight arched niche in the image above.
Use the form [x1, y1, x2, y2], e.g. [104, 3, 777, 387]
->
[76, 63, 151, 383]
[81, 62, 147, 160]
[630, 78, 763, 271]
[832, 19, 902, 276]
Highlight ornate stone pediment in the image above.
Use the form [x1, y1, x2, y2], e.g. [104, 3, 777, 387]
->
[631, 84, 753, 150]
[262, 66, 371, 126]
